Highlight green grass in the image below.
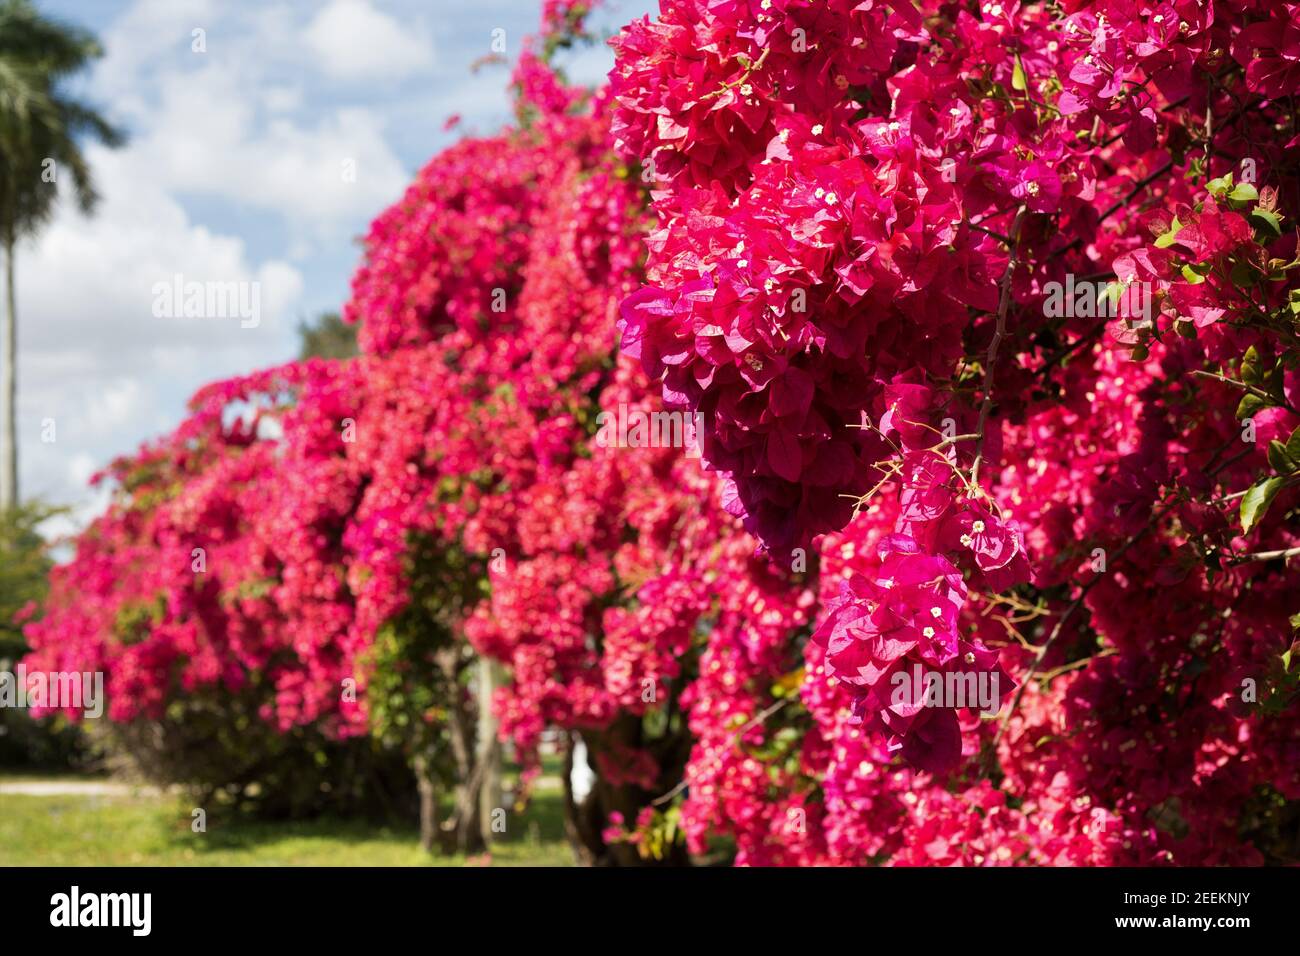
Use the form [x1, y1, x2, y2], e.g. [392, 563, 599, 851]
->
[0, 775, 574, 867]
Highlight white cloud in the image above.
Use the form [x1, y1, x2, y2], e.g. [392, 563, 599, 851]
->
[95, 0, 218, 100]
[84, 380, 146, 434]
[305, 0, 435, 81]
[116, 61, 410, 241]
[263, 85, 304, 113]
[15, 142, 304, 512]
[86, 1, 415, 244]
[20, 146, 303, 356]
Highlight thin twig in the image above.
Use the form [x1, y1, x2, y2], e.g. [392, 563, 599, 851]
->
[1052, 159, 1175, 259]
[701, 47, 770, 101]
[969, 223, 1014, 244]
[1232, 545, 1300, 564]
[971, 206, 1028, 489]
[1210, 475, 1300, 506]
[1190, 369, 1300, 415]
[1040, 648, 1118, 683]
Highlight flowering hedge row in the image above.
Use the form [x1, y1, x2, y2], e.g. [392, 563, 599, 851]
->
[24, 1, 1300, 864]
[611, 0, 1300, 863]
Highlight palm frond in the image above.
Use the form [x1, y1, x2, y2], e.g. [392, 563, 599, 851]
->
[0, 0, 123, 231]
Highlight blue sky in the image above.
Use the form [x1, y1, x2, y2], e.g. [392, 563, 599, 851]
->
[20, 0, 656, 532]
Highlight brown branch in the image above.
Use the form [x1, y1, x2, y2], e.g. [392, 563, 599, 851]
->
[971, 206, 1028, 489]
[1051, 159, 1176, 259]
[1232, 545, 1300, 564]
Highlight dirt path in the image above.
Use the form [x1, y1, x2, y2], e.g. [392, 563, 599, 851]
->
[0, 779, 158, 797]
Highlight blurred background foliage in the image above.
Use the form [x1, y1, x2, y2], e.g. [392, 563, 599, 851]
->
[0, 502, 88, 768]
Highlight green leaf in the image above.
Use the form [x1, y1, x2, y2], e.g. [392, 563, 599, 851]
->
[1230, 260, 1257, 287]
[1180, 263, 1206, 284]
[1207, 174, 1233, 198]
[1241, 346, 1262, 384]
[1154, 217, 1184, 248]
[1228, 182, 1259, 202]
[1251, 208, 1283, 237]
[1241, 476, 1285, 534]
[1268, 440, 1297, 475]
[1267, 363, 1289, 404]
[1283, 638, 1300, 673]
[1237, 393, 1267, 420]
[1011, 53, 1027, 92]
[769, 666, 804, 698]
[1286, 424, 1300, 462]
[1102, 280, 1125, 309]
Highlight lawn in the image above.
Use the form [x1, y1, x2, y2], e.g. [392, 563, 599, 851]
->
[0, 774, 574, 867]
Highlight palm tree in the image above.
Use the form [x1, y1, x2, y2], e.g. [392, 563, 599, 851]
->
[0, 0, 123, 512]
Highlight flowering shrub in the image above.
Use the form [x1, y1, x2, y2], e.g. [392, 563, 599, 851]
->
[24, 0, 1300, 865]
[605, 0, 1300, 863]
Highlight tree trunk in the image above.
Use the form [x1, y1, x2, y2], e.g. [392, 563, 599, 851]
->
[437, 648, 486, 855]
[559, 721, 696, 867]
[561, 732, 599, 865]
[476, 657, 503, 844]
[446, 698, 485, 853]
[560, 728, 646, 866]
[1, 234, 17, 512]
[412, 753, 440, 853]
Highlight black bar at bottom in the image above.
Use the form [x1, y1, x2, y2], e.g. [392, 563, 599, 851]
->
[0, 865, 1291, 942]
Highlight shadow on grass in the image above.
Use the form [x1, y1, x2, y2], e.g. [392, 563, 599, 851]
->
[170, 814, 420, 853]
[161, 788, 572, 866]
